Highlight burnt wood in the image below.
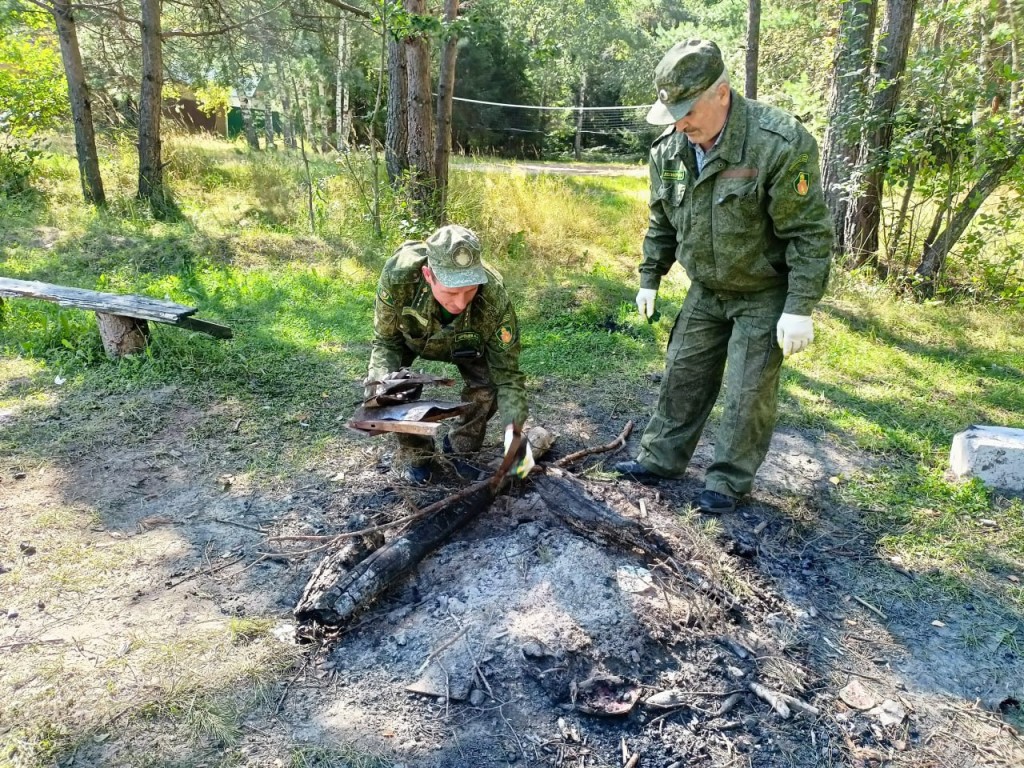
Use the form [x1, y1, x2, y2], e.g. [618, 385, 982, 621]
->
[295, 468, 740, 632]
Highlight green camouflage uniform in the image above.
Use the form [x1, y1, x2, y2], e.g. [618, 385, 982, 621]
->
[369, 241, 528, 465]
[636, 91, 833, 496]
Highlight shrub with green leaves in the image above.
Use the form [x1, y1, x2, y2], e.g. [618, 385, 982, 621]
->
[0, 21, 68, 195]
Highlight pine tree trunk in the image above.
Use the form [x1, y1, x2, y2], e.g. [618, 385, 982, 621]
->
[264, 105, 275, 149]
[241, 96, 260, 150]
[403, 0, 436, 219]
[137, 0, 169, 215]
[821, 0, 877, 256]
[1008, 0, 1020, 114]
[318, 79, 332, 152]
[336, 16, 352, 151]
[51, 0, 105, 206]
[844, 0, 918, 269]
[300, 81, 316, 151]
[277, 62, 295, 149]
[385, 38, 409, 184]
[574, 72, 586, 162]
[745, 0, 761, 99]
[434, 0, 460, 223]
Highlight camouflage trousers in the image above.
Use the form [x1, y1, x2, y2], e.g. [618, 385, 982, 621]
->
[395, 351, 497, 468]
[637, 281, 787, 497]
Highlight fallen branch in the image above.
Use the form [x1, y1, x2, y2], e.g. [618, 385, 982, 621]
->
[164, 555, 243, 589]
[852, 594, 888, 621]
[749, 682, 819, 719]
[749, 682, 791, 718]
[552, 421, 633, 468]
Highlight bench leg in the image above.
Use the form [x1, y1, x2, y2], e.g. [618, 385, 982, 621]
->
[96, 312, 150, 357]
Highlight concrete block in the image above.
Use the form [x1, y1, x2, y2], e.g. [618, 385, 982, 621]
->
[950, 425, 1024, 492]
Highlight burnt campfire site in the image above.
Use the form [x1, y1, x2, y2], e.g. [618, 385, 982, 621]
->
[3, 373, 1023, 768]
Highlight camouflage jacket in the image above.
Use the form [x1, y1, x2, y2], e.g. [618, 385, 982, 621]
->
[640, 90, 833, 316]
[368, 242, 528, 429]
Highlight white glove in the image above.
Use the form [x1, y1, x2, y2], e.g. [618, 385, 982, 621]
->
[636, 288, 657, 319]
[776, 313, 814, 357]
[503, 424, 535, 479]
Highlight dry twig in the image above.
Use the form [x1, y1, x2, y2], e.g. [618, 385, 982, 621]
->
[552, 421, 633, 468]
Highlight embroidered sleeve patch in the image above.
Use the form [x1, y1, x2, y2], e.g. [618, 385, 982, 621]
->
[787, 152, 809, 172]
[376, 285, 394, 306]
[794, 171, 810, 197]
[496, 323, 516, 349]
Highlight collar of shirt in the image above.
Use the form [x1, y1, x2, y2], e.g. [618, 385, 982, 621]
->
[690, 99, 733, 173]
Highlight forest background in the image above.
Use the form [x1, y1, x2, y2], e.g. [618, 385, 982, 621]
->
[2, 0, 1024, 766]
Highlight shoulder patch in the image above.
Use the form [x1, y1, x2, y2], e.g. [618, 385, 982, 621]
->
[794, 171, 810, 197]
[376, 285, 395, 306]
[495, 320, 518, 350]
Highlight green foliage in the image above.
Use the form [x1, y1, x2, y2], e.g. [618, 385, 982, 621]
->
[859, 0, 1024, 298]
[194, 84, 231, 117]
[0, 25, 68, 194]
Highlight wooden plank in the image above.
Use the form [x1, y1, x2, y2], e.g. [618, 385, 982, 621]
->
[0, 277, 196, 323]
[348, 420, 440, 436]
[175, 315, 233, 339]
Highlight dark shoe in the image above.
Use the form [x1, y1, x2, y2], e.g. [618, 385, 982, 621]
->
[613, 459, 660, 480]
[695, 489, 736, 514]
[400, 464, 433, 485]
[442, 435, 485, 481]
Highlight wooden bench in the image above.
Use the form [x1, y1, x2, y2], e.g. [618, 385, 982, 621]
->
[0, 277, 232, 357]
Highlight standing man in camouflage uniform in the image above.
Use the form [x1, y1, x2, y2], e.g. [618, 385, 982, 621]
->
[366, 224, 532, 484]
[614, 39, 833, 513]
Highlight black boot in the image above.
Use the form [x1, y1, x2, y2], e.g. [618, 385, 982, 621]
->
[612, 459, 661, 480]
[442, 435, 485, 481]
[400, 463, 433, 485]
[695, 489, 736, 514]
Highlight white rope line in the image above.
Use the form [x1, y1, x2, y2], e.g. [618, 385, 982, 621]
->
[452, 95, 649, 112]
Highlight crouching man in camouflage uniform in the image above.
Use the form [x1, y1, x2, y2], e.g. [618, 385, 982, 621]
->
[614, 39, 833, 513]
[366, 224, 532, 484]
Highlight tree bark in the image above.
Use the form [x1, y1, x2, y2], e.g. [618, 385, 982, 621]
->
[843, 0, 918, 269]
[574, 71, 586, 161]
[241, 95, 260, 150]
[914, 135, 1024, 296]
[403, 0, 437, 220]
[745, 0, 761, 99]
[887, 160, 917, 277]
[276, 61, 295, 149]
[336, 15, 352, 151]
[318, 78, 332, 152]
[385, 37, 409, 184]
[51, 0, 105, 206]
[300, 79, 317, 151]
[137, 0, 169, 215]
[96, 313, 150, 357]
[1008, 0, 1020, 114]
[264, 105, 275, 149]
[821, 0, 878, 256]
[434, 0, 460, 223]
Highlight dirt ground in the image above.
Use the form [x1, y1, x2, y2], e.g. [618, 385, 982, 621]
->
[2, 373, 1024, 768]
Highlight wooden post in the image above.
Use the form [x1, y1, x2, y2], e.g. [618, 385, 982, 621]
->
[96, 312, 150, 357]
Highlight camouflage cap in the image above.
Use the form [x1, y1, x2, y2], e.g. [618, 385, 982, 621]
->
[646, 39, 725, 126]
[425, 224, 488, 288]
